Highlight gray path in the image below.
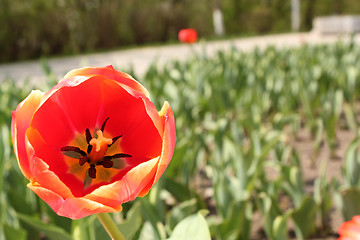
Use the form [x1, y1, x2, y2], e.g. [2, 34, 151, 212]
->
[0, 32, 359, 85]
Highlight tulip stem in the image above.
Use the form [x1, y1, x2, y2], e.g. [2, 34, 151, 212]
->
[96, 213, 125, 240]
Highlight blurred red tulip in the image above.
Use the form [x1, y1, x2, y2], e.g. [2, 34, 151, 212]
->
[338, 216, 360, 240]
[12, 65, 176, 219]
[178, 28, 198, 43]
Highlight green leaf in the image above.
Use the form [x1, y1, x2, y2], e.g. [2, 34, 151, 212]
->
[272, 210, 292, 240]
[3, 224, 27, 240]
[17, 213, 72, 240]
[217, 200, 252, 240]
[164, 178, 197, 204]
[167, 212, 211, 240]
[166, 199, 197, 231]
[344, 138, 360, 187]
[343, 103, 358, 132]
[313, 163, 334, 229]
[71, 219, 90, 240]
[292, 196, 317, 240]
[258, 195, 282, 239]
[339, 188, 360, 221]
[281, 166, 304, 207]
[0, 125, 10, 194]
[139, 221, 158, 240]
[118, 202, 143, 240]
[140, 198, 166, 240]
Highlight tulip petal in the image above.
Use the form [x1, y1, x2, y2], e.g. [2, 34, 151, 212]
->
[30, 76, 107, 144]
[89, 101, 175, 202]
[29, 155, 73, 199]
[12, 90, 44, 179]
[85, 157, 159, 209]
[140, 96, 164, 138]
[339, 221, 360, 236]
[26, 127, 85, 197]
[139, 101, 176, 196]
[97, 78, 163, 159]
[338, 216, 360, 240]
[63, 65, 150, 98]
[153, 102, 176, 181]
[353, 216, 360, 225]
[28, 183, 121, 219]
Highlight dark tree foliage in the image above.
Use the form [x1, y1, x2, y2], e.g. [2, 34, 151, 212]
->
[1, 0, 360, 62]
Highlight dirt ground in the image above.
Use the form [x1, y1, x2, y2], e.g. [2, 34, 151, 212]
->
[293, 127, 351, 240]
[251, 125, 355, 239]
[295, 128, 353, 239]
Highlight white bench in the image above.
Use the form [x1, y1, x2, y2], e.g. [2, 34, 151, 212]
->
[312, 15, 360, 34]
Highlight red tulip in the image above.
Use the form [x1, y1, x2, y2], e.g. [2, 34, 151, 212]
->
[11, 65, 176, 219]
[338, 216, 360, 240]
[178, 28, 198, 44]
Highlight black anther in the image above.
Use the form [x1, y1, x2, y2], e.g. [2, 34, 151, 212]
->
[61, 146, 87, 157]
[109, 135, 122, 147]
[88, 164, 97, 178]
[101, 159, 113, 168]
[79, 156, 89, 166]
[85, 128, 92, 144]
[101, 117, 110, 132]
[87, 144, 93, 154]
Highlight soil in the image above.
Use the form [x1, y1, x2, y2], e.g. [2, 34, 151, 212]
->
[195, 124, 353, 239]
[250, 126, 355, 240]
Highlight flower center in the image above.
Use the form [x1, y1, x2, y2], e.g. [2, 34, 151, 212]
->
[61, 118, 131, 188]
[89, 130, 113, 162]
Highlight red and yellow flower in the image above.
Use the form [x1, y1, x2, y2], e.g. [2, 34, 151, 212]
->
[338, 216, 360, 240]
[11, 65, 176, 219]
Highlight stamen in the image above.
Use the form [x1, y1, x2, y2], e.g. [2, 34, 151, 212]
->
[88, 164, 96, 178]
[85, 128, 93, 154]
[87, 145, 93, 154]
[104, 153, 132, 160]
[109, 135, 122, 147]
[97, 159, 113, 168]
[61, 146, 87, 157]
[79, 156, 89, 166]
[101, 117, 110, 132]
[85, 128, 92, 143]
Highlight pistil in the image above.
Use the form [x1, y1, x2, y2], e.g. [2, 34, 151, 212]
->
[89, 130, 113, 162]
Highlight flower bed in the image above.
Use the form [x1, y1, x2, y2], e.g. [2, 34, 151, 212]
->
[2, 41, 360, 239]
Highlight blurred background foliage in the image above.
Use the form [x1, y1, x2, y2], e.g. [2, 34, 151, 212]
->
[1, 0, 360, 62]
